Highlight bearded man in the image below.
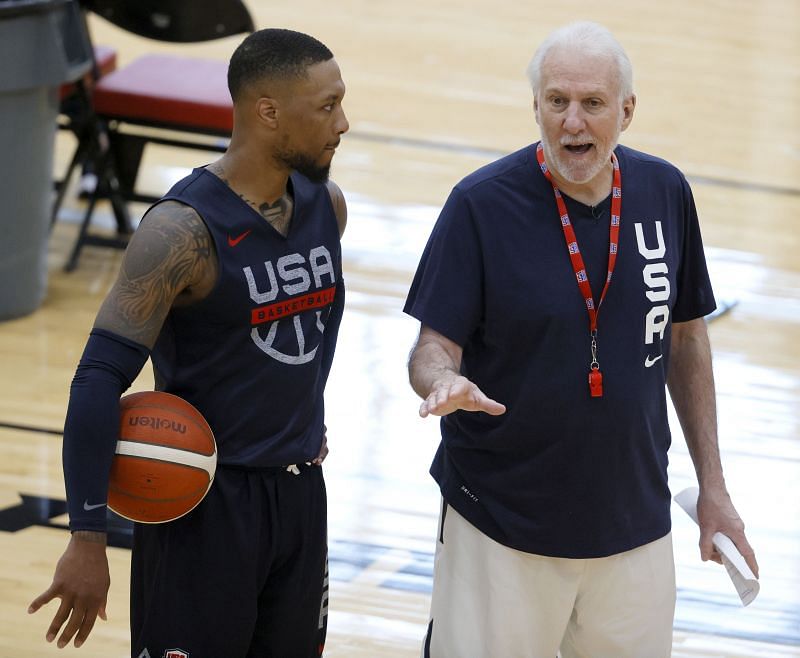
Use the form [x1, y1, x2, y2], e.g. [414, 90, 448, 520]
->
[405, 20, 757, 658]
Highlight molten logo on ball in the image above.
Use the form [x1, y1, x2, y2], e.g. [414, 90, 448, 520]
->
[127, 415, 187, 434]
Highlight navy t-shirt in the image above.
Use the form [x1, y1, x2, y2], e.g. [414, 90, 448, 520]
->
[404, 142, 716, 558]
[151, 168, 344, 467]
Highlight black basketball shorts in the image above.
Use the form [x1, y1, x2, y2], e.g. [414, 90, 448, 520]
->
[130, 463, 329, 658]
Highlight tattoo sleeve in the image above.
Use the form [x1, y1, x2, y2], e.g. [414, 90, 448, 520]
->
[94, 202, 213, 348]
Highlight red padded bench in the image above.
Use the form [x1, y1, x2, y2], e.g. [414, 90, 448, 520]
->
[66, 53, 233, 270]
[93, 54, 232, 134]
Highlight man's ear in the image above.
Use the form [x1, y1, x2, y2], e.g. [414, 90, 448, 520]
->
[256, 97, 279, 127]
[620, 94, 636, 132]
[533, 95, 540, 126]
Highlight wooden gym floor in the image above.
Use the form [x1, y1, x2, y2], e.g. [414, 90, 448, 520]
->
[0, 1, 798, 656]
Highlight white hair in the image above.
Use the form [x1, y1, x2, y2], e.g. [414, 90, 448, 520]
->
[526, 22, 634, 100]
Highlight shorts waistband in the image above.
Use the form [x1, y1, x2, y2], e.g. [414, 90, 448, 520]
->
[216, 462, 314, 475]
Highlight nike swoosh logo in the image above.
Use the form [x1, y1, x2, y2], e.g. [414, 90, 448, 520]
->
[228, 229, 252, 247]
[644, 354, 663, 368]
[83, 499, 107, 511]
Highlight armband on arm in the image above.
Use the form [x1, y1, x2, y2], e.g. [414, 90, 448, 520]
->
[63, 328, 150, 532]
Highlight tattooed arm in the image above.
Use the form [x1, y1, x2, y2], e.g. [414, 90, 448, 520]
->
[95, 201, 217, 347]
[26, 202, 216, 649]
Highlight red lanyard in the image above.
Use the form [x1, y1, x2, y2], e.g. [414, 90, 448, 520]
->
[535, 142, 621, 398]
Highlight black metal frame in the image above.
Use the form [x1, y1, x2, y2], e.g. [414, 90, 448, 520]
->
[57, 0, 254, 270]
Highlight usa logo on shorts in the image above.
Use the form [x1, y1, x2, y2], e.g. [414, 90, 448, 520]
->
[164, 650, 189, 658]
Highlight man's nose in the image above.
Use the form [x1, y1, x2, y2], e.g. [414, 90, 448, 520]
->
[562, 102, 586, 133]
[336, 107, 350, 135]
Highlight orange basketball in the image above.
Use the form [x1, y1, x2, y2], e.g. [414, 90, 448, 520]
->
[109, 391, 217, 523]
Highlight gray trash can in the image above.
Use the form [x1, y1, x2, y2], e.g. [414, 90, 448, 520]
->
[0, 0, 92, 319]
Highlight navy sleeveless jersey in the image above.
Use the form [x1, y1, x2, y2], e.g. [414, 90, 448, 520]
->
[404, 142, 716, 558]
[151, 168, 344, 467]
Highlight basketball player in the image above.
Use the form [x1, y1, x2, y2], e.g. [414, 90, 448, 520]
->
[405, 21, 759, 657]
[29, 29, 349, 657]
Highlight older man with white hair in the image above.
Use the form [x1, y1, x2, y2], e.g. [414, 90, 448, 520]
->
[405, 21, 758, 657]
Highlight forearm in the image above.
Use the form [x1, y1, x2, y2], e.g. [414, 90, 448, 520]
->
[408, 325, 506, 418]
[408, 333, 461, 399]
[64, 329, 150, 531]
[667, 321, 758, 573]
[667, 319, 724, 488]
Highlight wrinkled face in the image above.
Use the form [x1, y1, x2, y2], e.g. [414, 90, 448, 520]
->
[274, 59, 349, 183]
[534, 46, 634, 187]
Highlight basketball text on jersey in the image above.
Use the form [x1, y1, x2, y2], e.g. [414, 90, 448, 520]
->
[635, 221, 670, 363]
[243, 245, 336, 364]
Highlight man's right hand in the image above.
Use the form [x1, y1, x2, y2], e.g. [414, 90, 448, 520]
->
[409, 325, 506, 419]
[28, 531, 110, 649]
[420, 374, 506, 418]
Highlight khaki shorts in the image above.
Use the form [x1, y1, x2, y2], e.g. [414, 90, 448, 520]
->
[423, 502, 675, 658]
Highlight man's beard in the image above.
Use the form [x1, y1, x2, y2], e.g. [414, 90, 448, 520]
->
[278, 149, 331, 184]
[541, 125, 621, 185]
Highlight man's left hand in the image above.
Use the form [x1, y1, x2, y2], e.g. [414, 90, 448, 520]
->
[696, 484, 759, 578]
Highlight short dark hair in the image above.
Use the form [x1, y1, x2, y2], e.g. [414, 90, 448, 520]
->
[228, 28, 333, 101]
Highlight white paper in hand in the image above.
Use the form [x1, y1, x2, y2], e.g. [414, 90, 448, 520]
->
[674, 486, 759, 606]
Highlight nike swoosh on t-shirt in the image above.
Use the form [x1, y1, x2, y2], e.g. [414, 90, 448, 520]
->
[83, 500, 107, 511]
[644, 354, 663, 368]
